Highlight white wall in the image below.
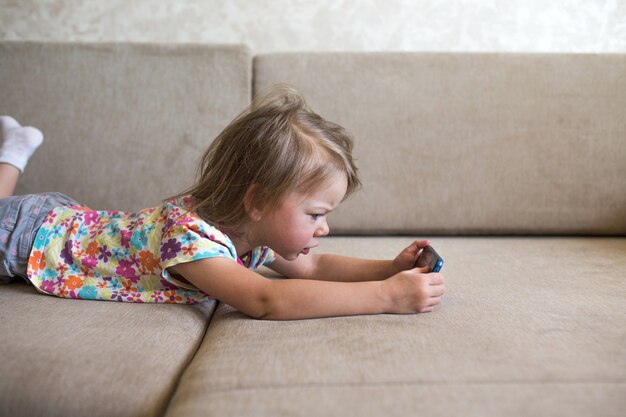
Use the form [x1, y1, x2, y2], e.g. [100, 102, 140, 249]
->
[1, 0, 624, 53]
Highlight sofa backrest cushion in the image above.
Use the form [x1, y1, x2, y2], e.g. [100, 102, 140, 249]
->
[254, 53, 626, 235]
[1, 42, 251, 212]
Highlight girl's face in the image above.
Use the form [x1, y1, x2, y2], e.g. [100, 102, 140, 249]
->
[257, 173, 348, 260]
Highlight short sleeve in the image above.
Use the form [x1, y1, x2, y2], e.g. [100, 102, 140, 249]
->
[240, 246, 276, 270]
[159, 216, 238, 288]
[262, 247, 276, 266]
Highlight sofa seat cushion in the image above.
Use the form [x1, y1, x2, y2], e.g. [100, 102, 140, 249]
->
[163, 236, 626, 417]
[165, 384, 626, 417]
[0, 284, 217, 417]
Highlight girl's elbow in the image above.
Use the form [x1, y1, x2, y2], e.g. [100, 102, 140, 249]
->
[253, 296, 283, 320]
[253, 285, 291, 320]
[247, 300, 273, 320]
[242, 284, 279, 320]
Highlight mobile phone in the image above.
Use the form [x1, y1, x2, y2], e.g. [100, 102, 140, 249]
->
[414, 245, 444, 273]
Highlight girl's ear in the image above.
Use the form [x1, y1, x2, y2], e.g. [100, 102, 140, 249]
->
[243, 184, 264, 221]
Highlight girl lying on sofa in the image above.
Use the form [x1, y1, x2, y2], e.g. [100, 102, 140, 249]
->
[0, 85, 445, 320]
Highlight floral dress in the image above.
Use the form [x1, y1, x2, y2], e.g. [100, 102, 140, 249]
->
[27, 195, 275, 304]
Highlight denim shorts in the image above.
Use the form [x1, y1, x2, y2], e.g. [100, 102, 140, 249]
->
[0, 192, 80, 284]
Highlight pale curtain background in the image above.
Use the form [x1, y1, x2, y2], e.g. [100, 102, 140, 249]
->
[1, 0, 624, 52]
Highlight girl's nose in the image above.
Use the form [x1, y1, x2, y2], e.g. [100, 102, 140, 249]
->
[315, 219, 329, 237]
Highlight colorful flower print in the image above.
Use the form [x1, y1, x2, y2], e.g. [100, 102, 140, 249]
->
[27, 196, 275, 304]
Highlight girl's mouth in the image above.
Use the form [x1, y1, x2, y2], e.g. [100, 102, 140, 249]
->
[300, 248, 310, 255]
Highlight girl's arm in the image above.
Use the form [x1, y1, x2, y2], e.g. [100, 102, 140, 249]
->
[168, 257, 444, 320]
[268, 253, 397, 282]
[267, 240, 431, 282]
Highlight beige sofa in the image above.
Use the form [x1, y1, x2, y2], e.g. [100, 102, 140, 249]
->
[0, 42, 624, 417]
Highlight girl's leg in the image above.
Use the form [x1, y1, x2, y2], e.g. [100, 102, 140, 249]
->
[0, 163, 21, 199]
[0, 116, 44, 198]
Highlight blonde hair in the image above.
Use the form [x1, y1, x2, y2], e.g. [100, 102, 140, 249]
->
[171, 84, 360, 231]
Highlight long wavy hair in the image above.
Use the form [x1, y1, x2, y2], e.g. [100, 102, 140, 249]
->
[169, 84, 361, 232]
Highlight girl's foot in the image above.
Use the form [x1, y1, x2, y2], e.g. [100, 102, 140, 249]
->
[0, 116, 44, 173]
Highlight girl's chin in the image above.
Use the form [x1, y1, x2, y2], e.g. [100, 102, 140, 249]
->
[280, 250, 308, 260]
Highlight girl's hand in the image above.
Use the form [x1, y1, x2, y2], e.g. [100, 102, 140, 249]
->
[380, 267, 445, 314]
[392, 240, 431, 274]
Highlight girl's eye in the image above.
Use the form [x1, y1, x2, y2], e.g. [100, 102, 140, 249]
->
[310, 214, 324, 220]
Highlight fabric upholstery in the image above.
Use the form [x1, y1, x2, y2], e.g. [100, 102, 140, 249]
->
[1, 43, 625, 417]
[165, 385, 626, 417]
[254, 53, 626, 235]
[0, 41, 251, 212]
[164, 236, 626, 417]
[0, 283, 217, 417]
[0, 41, 251, 417]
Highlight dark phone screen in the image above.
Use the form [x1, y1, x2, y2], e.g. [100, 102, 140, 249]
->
[415, 247, 435, 269]
[414, 245, 443, 272]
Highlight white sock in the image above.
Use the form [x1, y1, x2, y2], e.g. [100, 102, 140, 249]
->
[0, 116, 44, 173]
[1, 116, 20, 132]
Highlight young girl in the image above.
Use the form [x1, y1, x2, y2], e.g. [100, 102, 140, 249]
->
[0, 85, 445, 320]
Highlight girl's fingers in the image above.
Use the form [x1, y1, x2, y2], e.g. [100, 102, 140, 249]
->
[429, 286, 446, 297]
[413, 266, 430, 274]
[427, 296, 441, 306]
[428, 273, 445, 285]
[414, 240, 430, 249]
